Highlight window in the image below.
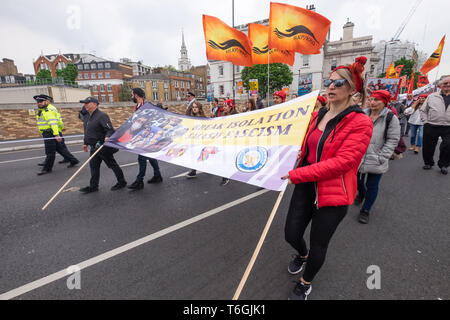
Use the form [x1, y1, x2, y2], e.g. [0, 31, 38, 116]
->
[152, 81, 157, 88]
[91, 64, 96, 69]
[219, 85, 224, 95]
[187, 82, 190, 89]
[100, 84, 105, 92]
[235, 66, 240, 73]
[153, 92, 158, 100]
[139, 81, 145, 88]
[181, 81, 184, 88]
[302, 55, 310, 67]
[93, 85, 98, 92]
[5, 76, 11, 83]
[98, 63, 104, 69]
[101, 94, 106, 102]
[174, 80, 178, 88]
[200, 83, 203, 90]
[370, 65, 375, 73]
[98, 72, 103, 79]
[164, 82, 168, 89]
[181, 91, 185, 98]
[84, 64, 90, 70]
[219, 65, 224, 76]
[107, 84, 112, 91]
[105, 63, 111, 68]
[108, 94, 114, 102]
[56, 62, 66, 70]
[84, 73, 89, 79]
[164, 92, 169, 101]
[40, 63, 49, 71]
[91, 73, 96, 79]
[331, 59, 338, 71]
[78, 65, 83, 70]
[105, 72, 111, 78]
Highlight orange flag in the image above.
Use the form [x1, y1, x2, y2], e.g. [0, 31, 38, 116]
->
[203, 15, 253, 67]
[385, 62, 396, 78]
[420, 35, 446, 75]
[407, 71, 415, 94]
[248, 23, 295, 66]
[268, 2, 331, 55]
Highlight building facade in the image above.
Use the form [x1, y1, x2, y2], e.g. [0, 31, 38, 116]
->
[75, 54, 133, 103]
[127, 73, 171, 102]
[374, 40, 427, 74]
[0, 58, 18, 76]
[323, 21, 380, 81]
[190, 65, 208, 99]
[120, 58, 152, 76]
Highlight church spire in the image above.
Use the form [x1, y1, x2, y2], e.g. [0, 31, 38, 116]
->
[179, 29, 191, 72]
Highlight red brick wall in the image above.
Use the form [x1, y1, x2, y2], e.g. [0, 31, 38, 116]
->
[0, 102, 227, 141]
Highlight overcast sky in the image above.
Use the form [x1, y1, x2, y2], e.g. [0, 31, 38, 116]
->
[1, 0, 448, 80]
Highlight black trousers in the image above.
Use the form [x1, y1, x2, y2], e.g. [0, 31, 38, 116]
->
[285, 182, 348, 283]
[89, 146, 126, 188]
[42, 131, 78, 172]
[57, 133, 78, 163]
[422, 124, 450, 168]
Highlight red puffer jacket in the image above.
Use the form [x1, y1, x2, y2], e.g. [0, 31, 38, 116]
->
[289, 105, 373, 208]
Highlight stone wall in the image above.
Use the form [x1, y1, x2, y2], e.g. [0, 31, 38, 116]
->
[0, 100, 248, 141]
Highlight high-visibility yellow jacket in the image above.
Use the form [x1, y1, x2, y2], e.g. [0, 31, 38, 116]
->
[36, 106, 60, 136]
[47, 104, 64, 131]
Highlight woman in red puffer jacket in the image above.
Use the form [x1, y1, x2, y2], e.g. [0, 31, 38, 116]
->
[281, 57, 373, 300]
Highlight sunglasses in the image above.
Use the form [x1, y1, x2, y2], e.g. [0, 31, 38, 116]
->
[324, 79, 347, 88]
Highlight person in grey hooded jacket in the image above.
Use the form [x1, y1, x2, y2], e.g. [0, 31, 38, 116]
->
[356, 90, 400, 224]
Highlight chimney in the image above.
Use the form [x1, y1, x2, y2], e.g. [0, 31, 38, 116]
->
[343, 19, 355, 41]
[306, 4, 316, 12]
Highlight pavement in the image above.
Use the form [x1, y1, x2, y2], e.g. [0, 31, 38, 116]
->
[0, 139, 448, 300]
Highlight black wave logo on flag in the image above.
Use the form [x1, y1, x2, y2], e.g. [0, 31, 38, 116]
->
[253, 46, 269, 55]
[430, 52, 440, 59]
[208, 39, 250, 55]
[253, 46, 292, 57]
[274, 25, 319, 43]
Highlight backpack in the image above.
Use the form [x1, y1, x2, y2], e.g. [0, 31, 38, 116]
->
[384, 112, 394, 142]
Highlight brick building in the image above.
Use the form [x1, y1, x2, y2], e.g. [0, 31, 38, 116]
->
[128, 73, 171, 102]
[153, 68, 195, 101]
[190, 65, 208, 99]
[0, 58, 18, 76]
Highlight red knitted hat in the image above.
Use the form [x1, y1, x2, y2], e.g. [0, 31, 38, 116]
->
[332, 56, 367, 93]
[273, 91, 287, 102]
[371, 90, 391, 107]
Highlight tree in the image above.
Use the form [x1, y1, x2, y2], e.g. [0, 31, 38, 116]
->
[394, 57, 415, 78]
[55, 64, 79, 85]
[119, 83, 133, 101]
[36, 69, 52, 84]
[241, 63, 293, 98]
[63, 64, 79, 83]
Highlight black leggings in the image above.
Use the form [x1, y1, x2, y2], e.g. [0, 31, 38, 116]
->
[285, 182, 348, 283]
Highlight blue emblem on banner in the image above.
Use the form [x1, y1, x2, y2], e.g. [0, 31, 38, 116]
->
[236, 147, 268, 173]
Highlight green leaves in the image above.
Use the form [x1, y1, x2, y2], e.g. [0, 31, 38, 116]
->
[241, 63, 293, 98]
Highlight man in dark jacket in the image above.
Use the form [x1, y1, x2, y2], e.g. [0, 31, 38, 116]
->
[79, 96, 127, 194]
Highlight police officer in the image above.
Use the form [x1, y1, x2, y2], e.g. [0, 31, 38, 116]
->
[79, 96, 127, 194]
[34, 94, 79, 176]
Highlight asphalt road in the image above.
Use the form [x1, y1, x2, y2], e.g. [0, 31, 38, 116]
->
[0, 142, 448, 300]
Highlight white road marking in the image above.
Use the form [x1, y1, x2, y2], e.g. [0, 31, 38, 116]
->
[170, 171, 203, 179]
[0, 189, 270, 300]
[0, 152, 85, 165]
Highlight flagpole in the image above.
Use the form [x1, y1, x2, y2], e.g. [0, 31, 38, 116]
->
[42, 145, 104, 211]
[267, 50, 270, 106]
[232, 0, 236, 103]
